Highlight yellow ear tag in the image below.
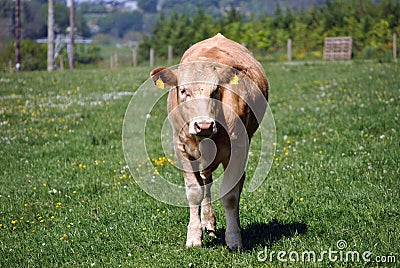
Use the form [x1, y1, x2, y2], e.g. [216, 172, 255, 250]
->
[230, 73, 239, 85]
[155, 77, 165, 89]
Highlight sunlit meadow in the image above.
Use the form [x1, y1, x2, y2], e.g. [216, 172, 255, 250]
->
[0, 61, 399, 267]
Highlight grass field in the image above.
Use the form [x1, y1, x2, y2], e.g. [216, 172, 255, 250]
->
[0, 61, 399, 267]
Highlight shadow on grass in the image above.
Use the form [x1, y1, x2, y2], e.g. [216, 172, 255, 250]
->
[204, 219, 307, 250]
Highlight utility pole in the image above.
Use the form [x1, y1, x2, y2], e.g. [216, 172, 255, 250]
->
[15, 0, 21, 72]
[47, 0, 55, 71]
[69, 0, 75, 70]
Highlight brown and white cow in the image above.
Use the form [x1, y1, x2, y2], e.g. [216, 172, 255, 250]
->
[150, 33, 269, 249]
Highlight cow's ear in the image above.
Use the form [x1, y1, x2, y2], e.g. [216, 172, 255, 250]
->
[150, 67, 177, 89]
[218, 65, 247, 85]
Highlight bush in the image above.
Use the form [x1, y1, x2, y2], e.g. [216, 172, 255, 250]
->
[362, 46, 392, 61]
[0, 40, 47, 72]
[0, 40, 104, 71]
[76, 45, 103, 65]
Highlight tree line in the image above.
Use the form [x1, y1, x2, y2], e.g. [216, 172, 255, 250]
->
[139, 0, 400, 62]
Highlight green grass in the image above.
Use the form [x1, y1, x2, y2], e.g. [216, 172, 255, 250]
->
[0, 61, 399, 267]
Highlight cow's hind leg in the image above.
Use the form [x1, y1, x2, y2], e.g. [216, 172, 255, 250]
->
[200, 173, 215, 237]
[185, 172, 203, 248]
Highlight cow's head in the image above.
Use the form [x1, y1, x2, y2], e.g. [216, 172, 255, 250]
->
[150, 62, 244, 139]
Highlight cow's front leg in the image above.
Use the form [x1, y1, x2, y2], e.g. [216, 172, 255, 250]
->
[221, 172, 245, 250]
[184, 172, 203, 248]
[200, 172, 215, 237]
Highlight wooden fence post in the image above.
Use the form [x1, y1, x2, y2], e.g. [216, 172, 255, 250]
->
[168, 45, 173, 66]
[394, 33, 397, 63]
[60, 55, 64, 71]
[150, 48, 154, 67]
[287, 39, 292, 61]
[132, 48, 137, 68]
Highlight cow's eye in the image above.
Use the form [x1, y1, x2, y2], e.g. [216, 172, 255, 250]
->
[179, 86, 190, 101]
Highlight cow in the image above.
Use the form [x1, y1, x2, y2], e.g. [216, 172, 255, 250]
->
[150, 33, 269, 249]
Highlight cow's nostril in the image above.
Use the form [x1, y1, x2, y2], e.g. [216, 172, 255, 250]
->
[194, 121, 207, 132]
[194, 120, 215, 135]
[189, 117, 216, 137]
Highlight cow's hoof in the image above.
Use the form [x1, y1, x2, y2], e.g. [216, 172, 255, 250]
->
[225, 231, 243, 250]
[202, 221, 216, 237]
[186, 228, 202, 248]
[186, 238, 202, 248]
[207, 230, 216, 237]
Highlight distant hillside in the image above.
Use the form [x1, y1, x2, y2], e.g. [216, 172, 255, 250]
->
[156, 0, 325, 17]
[153, 0, 382, 17]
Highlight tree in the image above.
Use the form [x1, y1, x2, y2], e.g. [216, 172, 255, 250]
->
[15, 0, 21, 71]
[98, 11, 143, 38]
[69, 0, 74, 70]
[47, 0, 54, 71]
[138, 0, 158, 13]
[20, 1, 47, 39]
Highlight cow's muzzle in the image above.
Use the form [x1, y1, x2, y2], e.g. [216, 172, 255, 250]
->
[188, 116, 217, 138]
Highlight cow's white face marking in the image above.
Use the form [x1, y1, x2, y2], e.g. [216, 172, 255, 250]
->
[177, 65, 222, 138]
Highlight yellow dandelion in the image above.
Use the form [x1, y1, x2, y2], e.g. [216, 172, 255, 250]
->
[142, 227, 147, 231]
[299, 197, 305, 202]
[60, 234, 68, 240]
